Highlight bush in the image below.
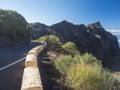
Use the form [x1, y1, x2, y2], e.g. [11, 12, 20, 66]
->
[54, 55, 73, 74]
[66, 64, 102, 90]
[62, 42, 80, 56]
[54, 54, 101, 74]
[66, 64, 116, 90]
[39, 35, 63, 51]
[80, 53, 102, 67]
[54, 53, 118, 90]
[0, 9, 30, 40]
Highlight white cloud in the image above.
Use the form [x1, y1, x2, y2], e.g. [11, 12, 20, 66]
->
[107, 30, 120, 33]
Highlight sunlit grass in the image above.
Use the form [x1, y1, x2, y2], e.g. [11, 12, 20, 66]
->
[66, 64, 102, 90]
[54, 53, 119, 90]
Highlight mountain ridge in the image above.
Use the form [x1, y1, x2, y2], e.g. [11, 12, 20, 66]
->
[30, 20, 120, 70]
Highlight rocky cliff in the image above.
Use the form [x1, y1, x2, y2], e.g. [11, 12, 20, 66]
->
[30, 20, 120, 69]
[0, 10, 30, 48]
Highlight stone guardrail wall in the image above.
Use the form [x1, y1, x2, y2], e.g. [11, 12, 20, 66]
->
[21, 42, 47, 90]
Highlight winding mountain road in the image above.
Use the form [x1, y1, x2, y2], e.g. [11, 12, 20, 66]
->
[0, 42, 41, 90]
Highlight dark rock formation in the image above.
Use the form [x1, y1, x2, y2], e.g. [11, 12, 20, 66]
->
[0, 10, 30, 48]
[30, 20, 120, 69]
[29, 22, 49, 39]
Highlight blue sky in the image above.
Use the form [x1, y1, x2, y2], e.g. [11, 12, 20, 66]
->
[0, 0, 120, 30]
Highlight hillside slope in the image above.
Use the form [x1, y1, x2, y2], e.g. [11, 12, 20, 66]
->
[0, 10, 30, 48]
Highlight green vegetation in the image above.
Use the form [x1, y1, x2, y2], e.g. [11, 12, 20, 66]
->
[34, 35, 80, 56]
[54, 54, 119, 90]
[67, 64, 114, 90]
[36, 35, 120, 90]
[54, 54, 101, 75]
[0, 9, 30, 40]
[62, 42, 80, 56]
[34, 35, 63, 51]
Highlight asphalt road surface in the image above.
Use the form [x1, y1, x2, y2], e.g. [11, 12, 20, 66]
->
[0, 42, 41, 90]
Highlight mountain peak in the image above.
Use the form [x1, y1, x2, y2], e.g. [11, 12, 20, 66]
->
[31, 22, 48, 26]
[51, 20, 74, 28]
[87, 21, 103, 29]
[57, 20, 74, 25]
[94, 21, 101, 27]
[30, 22, 48, 28]
[60, 20, 70, 23]
[88, 21, 101, 26]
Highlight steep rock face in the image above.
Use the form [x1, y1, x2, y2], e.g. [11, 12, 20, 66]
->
[86, 22, 119, 67]
[30, 21, 119, 68]
[0, 10, 30, 48]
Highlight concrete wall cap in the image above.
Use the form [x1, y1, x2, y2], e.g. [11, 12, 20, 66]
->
[21, 67, 42, 90]
[26, 54, 37, 62]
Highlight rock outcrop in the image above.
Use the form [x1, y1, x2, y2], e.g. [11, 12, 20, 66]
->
[30, 20, 120, 69]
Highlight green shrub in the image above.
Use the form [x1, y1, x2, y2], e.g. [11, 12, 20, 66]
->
[66, 64, 117, 90]
[54, 54, 101, 74]
[66, 64, 102, 90]
[0, 9, 30, 40]
[39, 35, 63, 51]
[80, 53, 102, 67]
[101, 71, 115, 90]
[54, 55, 73, 74]
[54, 53, 118, 90]
[62, 42, 80, 56]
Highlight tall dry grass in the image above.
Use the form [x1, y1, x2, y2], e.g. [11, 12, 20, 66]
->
[54, 54, 119, 90]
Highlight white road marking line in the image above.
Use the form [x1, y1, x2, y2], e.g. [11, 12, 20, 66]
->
[0, 57, 26, 71]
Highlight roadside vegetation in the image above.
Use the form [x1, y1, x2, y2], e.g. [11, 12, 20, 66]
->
[54, 54, 119, 90]
[36, 35, 120, 90]
[0, 9, 30, 40]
